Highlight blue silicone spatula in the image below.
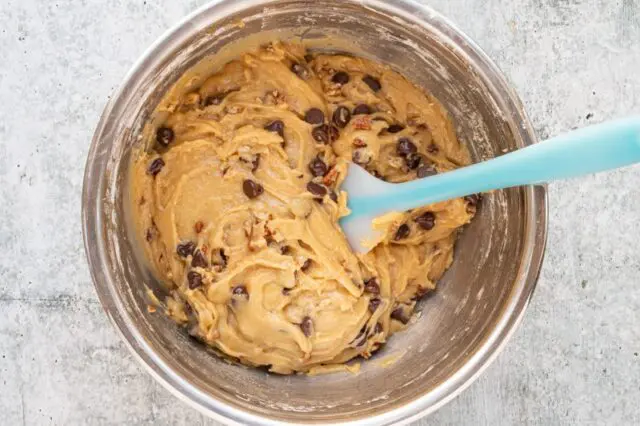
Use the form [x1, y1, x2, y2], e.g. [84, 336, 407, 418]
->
[341, 117, 640, 253]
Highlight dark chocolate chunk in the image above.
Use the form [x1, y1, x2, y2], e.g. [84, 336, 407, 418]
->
[308, 157, 328, 177]
[364, 278, 380, 295]
[391, 307, 410, 324]
[252, 154, 261, 172]
[280, 245, 291, 255]
[394, 224, 410, 240]
[368, 298, 381, 313]
[177, 241, 196, 258]
[465, 193, 482, 206]
[352, 147, 372, 165]
[232, 285, 249, 299]
[311, 124, 339, 143]
[415, 212, 436, 230]
[362, 75, 381, 92]
[405, 153, 423, 170]
[374, 322, 383, 334]
[301, 259, 312, 272]
[264, 120, 285, 137]
[352, 326, 368, 347]
[417, 164, 437, 178]
[307, 181, 327, 197]
[211, 248, 228, 269]
[147, 158, 165, 176]
[396, 138, 417, 156]
[191, 250, 208, 268]
[332, 71, 350, 85]
[243, 179, 264, 199]
[156, 127, 174, 147]
[304, 108, 325, 124]
[204, 93, 226, 106]
[353, 104, 372, 115]
[386, 124, 404, 133]
[187, 271, 203, 289]
[332, 106, 351, 128]
[300, 316, 314, 337]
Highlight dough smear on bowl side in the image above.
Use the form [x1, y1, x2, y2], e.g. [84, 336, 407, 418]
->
[131, 42, 476, 374]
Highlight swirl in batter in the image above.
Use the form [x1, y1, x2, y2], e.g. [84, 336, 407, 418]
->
[131, 42, 477, 374]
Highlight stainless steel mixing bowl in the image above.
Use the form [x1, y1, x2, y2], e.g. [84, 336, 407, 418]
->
[82, 0, 547, 424]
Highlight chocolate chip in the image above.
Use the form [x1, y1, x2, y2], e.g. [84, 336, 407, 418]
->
[184, 302, 194, 317]
[147, 158, 165, 176]
[405, 152, 422, 170]
[391, 307, 410, 324]
[291, 62, 309, 79]
[396, 138, 417, 156]
[212, 248, 228, 269]
[353, 104, 372, 115]
[362, 75, 381, 92]
[187, 271, 203, 289]
[417, 164, 437, 178]
[326, 125, 340, 141]
[282, 287, 291, 296]
[301, 258, 312, 271]
[243, 179, 264, 199]
[251, 154, 261, 172]
[304, 108, 325, 124]
[300, 316, 314, 337]
[191, 250, 208, 268]
[204, 93, 226, 106]
[352, 147, 372, 165]
[415, 212, 436, 230]
[332, 106, 351, 128]
[394, 224, 410, 240]
[177, 241, 196, 257]
[386, 124, 404, 133]
[311, 124, 339, 144]
[264, 120, 285, 137]
[368, 298, 381, 313]
[364, 278, 380, 295]
[308, 157, 328, 177]
[427, 143, 439, 154]
[465, 193, 482, 206]
[307, 181, 327, 197]
[352, 327, 368, 347]
[329, 190, 338, 203]
[280, 245, 291, 255]
[374, 322, 383, 334]
[156, 127, 174, 147]
[232, 285, 249, 299]
[332, 71, 350, 85]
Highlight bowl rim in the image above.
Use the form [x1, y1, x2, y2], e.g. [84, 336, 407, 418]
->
[82, 0, 548, 424]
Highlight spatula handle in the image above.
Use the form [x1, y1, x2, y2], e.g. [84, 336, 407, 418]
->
[351, 116, 640, 216]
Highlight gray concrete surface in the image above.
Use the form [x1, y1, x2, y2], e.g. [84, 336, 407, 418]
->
[1, 0, 639, 424]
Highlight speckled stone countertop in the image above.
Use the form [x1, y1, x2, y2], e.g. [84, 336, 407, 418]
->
[1, 0, 638, 424]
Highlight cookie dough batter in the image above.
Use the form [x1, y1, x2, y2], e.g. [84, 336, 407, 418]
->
[132, 42, 476, 374]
